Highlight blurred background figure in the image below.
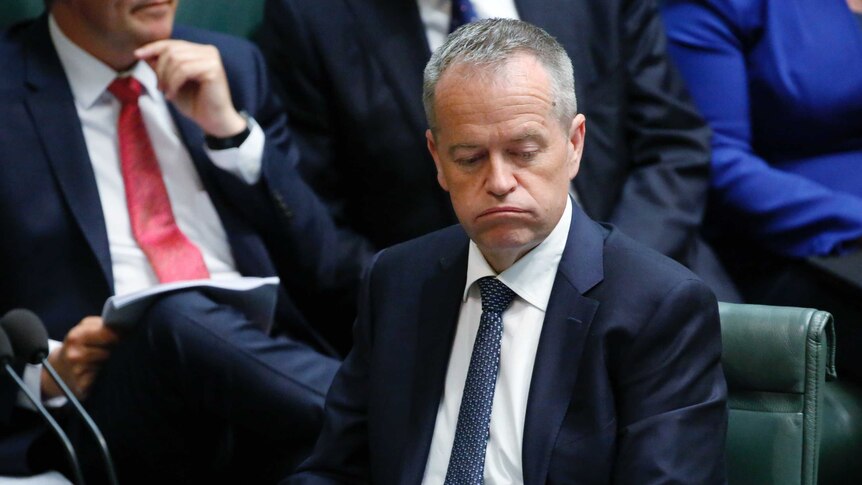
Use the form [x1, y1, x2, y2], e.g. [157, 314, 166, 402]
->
[258, 0, 741, 302]
[0, 0, 368, 481]
[663, 0, 862, 381]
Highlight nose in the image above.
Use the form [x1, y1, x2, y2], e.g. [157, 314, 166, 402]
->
[485, 154, 517, 197]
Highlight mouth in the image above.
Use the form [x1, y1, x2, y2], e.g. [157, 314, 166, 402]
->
[478, 206, 528, 218]
[131, 0, 173, 13]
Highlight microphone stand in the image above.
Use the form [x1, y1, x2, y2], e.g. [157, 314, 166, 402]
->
[41, 358, 119, 485]
[1, 363, 85, 485]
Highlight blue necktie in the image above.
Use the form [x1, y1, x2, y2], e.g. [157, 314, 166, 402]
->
[449, 0, 479, 33]
[444, 277, 516, 485]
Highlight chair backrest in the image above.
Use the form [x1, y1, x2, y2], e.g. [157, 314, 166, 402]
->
[0, 0, 42, 30]
[175, 0, 265, 39]
[719, 302, 836, 485]
[0, 1, 265, 39]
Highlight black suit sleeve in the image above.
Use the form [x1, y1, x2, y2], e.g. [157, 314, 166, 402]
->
[286, 253, 382, 484]
[256, 0, 368, 248]
[194, 31, 373, 353]
[608, 0, 712, 262]
[612, 278, 727, 484]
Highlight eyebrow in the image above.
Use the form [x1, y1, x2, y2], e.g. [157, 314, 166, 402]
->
[510, 130, 544, 143]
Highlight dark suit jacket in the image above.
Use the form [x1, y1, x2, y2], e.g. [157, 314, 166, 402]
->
[290, 205, 728, 484]
[258, 0, 739, 301]
[0, 17, 366, 433]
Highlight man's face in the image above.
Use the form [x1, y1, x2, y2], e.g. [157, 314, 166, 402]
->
[427, 53, 585, 271]
[54, 0, 177, 65]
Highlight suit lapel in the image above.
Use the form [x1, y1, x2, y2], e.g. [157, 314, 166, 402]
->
[23, 18, 114, 290]
[168, 104, 276, 280]
[400, 238, 469, 484]
[344, 0, 430, 136]
[522, 204, 605, 485]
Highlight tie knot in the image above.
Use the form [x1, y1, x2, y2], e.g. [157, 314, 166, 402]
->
[108, 76, 143, 105]
[477, 277, 515, 314]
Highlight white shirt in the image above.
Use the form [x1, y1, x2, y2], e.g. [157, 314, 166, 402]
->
[417, 0, 521, 52]
[49, 14, 267, 295]
[421, 197, 573, 485]
[19, 17, 266, 409]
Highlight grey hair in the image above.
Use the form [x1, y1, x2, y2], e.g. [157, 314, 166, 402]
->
[422, 18, 577, 132]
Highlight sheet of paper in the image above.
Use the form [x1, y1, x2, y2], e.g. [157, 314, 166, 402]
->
[102, 277, 280, 332]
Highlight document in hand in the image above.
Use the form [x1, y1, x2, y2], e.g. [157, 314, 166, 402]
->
[101, 277, 280, 332]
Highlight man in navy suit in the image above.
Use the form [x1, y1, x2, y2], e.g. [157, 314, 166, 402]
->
[259, 0, 741, 303]
[0, 0, 367, 482]
[290, 19, 727, 484]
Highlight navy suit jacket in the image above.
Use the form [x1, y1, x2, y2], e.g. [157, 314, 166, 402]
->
[291, 205, 728, 484]
[258, 0, 739, 301]
[0, 17, 366, 427]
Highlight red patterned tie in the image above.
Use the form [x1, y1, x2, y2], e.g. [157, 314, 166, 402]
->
[108, 76, 210, 283]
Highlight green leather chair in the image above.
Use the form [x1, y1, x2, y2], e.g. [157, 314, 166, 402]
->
[0, 0, 42, 30]
[820, 381, 862, 485]
[175, 0, 265, 39]
[720, 302, 862, 485]
[0, 1, 265, 39]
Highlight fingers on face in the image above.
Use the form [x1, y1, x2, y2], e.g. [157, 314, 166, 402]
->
[150, 42, 223, 99]
[162, 58, 220, 99]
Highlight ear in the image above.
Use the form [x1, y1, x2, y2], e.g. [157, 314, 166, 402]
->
[566, 114, 586, 180]
[426, 129, 449, 192]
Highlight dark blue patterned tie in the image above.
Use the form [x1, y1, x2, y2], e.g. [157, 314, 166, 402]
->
[444, 277, 516, 485]
[449, 0, 479, 33]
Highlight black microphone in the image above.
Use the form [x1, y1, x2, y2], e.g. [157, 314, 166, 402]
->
[0, 309, 118, 485]
[0, 326, 85, 484]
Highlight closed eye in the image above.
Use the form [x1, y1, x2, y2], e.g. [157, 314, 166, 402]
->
[508, 149, 539, 163]
[454, 153, 486, 167]
[518, 151, 538, 161]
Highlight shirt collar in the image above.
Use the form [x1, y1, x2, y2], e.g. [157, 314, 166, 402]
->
[463, 196, 573, 312]
[417, 0, 448, 10]
[49, 14, 161, 110]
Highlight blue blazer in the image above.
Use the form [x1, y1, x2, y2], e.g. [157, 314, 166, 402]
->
[663, 0, 862, 258]
[0, 17, 366, 428]
[291, 205, 728, 484]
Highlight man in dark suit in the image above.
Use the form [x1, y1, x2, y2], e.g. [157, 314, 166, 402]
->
[289, 19, 727, 484]
[0, 0, 367, 482]
[258, 0, 740, 302]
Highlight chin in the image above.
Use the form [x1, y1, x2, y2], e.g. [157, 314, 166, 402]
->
[474, 228, 540, 254]
[134, 25, 172, 45]
[131, 13, 175, 40]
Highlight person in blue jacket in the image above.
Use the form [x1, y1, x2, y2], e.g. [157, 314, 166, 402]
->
[663, 0, 862, 379]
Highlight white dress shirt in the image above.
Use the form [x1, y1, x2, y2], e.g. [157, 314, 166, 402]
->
[417, 0, 521, 52]
[19, 17, 266, 408]
[49, 14, 266, 295]
[422, 197, 573, 485]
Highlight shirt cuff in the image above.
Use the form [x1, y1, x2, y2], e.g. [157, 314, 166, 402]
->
[203, 116, 264, 185]
[16, 339, 67, 410]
